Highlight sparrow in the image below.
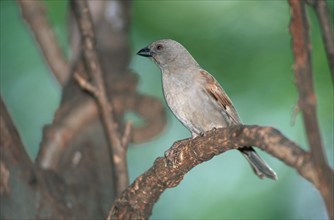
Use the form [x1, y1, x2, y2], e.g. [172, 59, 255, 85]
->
[137, 39, 277, 180]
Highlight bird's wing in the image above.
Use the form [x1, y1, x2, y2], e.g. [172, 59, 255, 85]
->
[199, 70, 241, 125]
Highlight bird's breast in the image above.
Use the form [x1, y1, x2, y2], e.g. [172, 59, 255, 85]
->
[162, 72, 191, 114]
[161, 72, 229, 135]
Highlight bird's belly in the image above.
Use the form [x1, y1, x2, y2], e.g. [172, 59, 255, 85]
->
[164, 87, 228, 135]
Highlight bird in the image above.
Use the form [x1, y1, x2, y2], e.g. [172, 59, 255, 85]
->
[137, 39, 277, 180]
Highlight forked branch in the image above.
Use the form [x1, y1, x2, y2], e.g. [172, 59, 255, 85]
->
[71, 0, 129, 196]
[288, 0, 333, 218]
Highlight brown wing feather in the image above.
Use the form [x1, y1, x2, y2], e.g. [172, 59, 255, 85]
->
[200, 70, 241, 124]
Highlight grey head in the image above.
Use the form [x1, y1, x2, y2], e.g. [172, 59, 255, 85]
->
[137, 39, 200, 71]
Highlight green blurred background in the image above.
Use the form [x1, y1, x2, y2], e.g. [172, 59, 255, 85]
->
[1, 0, 333, 219]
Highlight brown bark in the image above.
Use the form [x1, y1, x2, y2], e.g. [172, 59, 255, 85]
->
[0, 97, 73, 219]
[288, 0, 334, 218]
[107, 125, 329, 219]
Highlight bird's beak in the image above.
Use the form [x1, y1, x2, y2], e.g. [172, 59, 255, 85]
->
[137, 47, 152, 57]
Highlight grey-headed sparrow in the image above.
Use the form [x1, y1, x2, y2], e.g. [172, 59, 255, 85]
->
[137, 39, 277, 180]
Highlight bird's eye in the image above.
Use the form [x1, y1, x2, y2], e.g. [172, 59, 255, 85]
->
[156, 44, 163, 51]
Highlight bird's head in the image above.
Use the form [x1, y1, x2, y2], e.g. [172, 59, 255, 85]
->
[137, 39, 199, 70]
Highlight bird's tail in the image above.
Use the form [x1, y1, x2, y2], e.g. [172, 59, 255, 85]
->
[239, 147, 277, 180]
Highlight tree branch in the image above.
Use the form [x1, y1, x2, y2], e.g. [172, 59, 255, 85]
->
[0, 96, 34, 177]
[288, 0, 333, 218]
[307, 0, 334, 83]
[71, 0, 129, 196]
[107, 125, 331, 219]
[18, 0, 69, 86]
[0, 97, 74, 218]
[19, 0, 166, 171]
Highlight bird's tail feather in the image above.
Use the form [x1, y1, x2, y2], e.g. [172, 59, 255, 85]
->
[239, 147, 277, 180]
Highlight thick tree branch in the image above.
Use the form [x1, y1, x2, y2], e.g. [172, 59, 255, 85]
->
[71, 0, 128, 196]
[1, 97, 88, 219]
[19, 0, 69, 86]
[288, 0, 333, 218]
[0, 97, 34, 177]
[36, 98, 99, 169]
[107, 125, 331, 220]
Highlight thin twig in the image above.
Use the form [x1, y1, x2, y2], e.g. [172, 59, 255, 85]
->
[74, 72, 98, 96]
[307, 0, 334, 83]
[19, 0, 69, 86]
[288, 0, 333, 218]
[121, 121, 132, 148]
[71, 0, 129, 196]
